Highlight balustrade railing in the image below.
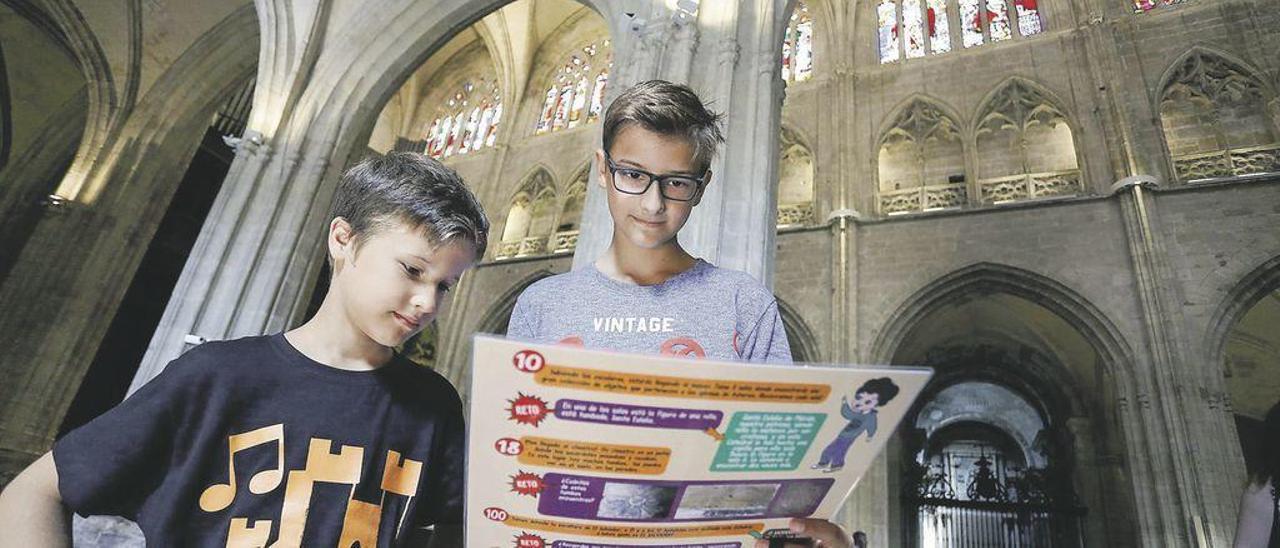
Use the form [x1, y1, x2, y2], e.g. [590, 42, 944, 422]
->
[1173, 143, 1280, 182]
[977, 170, 1081, 204]
[878, 183, 967, 215]
[777, 202, 815, 227]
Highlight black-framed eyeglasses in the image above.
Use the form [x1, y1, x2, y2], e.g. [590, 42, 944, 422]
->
[605, 155, 707, 202]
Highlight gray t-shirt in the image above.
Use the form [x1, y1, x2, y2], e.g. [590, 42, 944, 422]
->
[507, 259, 791, 363]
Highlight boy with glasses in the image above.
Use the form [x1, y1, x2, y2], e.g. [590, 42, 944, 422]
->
[507, 80, 852, 547]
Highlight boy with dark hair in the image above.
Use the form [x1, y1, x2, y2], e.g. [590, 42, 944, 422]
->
[507, 80, 850, 548]
[813, 377, 901, 473]
[0, 152, 488, 547]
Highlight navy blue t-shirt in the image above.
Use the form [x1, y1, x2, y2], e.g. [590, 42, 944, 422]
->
[53, 334, 464, 547]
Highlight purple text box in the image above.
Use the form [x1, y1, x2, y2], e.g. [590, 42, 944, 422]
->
[539, 473, 834, 523]
[555, 399, 723, 431]
[551, 543, 740, 548]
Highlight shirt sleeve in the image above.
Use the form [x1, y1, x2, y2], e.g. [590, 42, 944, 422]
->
[505, 292, 538, 341]
[52, 348, 206, 518]
[739, 300, 793, 364]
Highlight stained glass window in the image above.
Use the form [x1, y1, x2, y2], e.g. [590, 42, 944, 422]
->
[1014, 0, 1042, 36]
[424, 80, 500, 158]
[882, 0, 1041, 63]
[534, 39, 613, 135]
[878, 0, 900, 63]
[588, 72, 608, 122]
[1134, 0, 1186, 12]
[904, 0, 926, 58]
[927, 0, 952, 54]
[782, 1, 815, 82]
[987, 0, 1012, 41]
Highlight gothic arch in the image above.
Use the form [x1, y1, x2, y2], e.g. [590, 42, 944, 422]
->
[972, 77, 1082, 202]
[1154, 46, 1275, 104]
[1204, 254, 1280, 368]
[875, 95, 967, 213]
[1155, 47, 1279, 181]
[777, 297, 821, 363]
[876, 93, 968, 142]
[476, 269, 558, 335]
[870, 262, 1137, 388]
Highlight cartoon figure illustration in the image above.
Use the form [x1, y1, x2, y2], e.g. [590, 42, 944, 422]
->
[812, 377, 900, 472]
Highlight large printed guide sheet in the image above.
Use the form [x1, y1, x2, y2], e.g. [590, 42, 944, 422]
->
[466, 336, 932, 547]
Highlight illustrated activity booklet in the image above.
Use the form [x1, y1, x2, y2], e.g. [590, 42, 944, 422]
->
[466, 335, 932, 547]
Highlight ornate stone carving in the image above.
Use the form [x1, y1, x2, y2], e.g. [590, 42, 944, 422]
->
[978, 170, 1081, 203]
[977, 79, 1069, 135]
[1161, 51, 1266, 107]
[552, 229, 579, 253]
[883, 99, 962, 146]
[776, 202, 814, 227]
[879, 183, 966, 215]
[1173, 144, 1280, 181]
[516, 236, 548, 257]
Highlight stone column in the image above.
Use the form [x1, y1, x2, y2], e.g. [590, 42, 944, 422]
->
[1112, 176, 1238, 546]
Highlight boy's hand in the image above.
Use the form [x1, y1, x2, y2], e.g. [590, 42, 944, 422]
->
[753, 518, 852, 548]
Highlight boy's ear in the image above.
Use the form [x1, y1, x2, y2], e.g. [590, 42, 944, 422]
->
[594, 149, 609, 189]
[328, 217, 356, 266]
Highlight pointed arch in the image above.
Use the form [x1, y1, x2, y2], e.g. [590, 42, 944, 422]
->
[777, 126, 816, 227]
[871, 262, 1136, 386]
[1204, 254, 1280, 369]
[497, 166, 558, 259]
[777, 297, 821, 363]
[1155, 47, 1279, 182]
[476, 269, 559, 335]
[875, 95, 967, 215]
[973, 77, 1082, 204]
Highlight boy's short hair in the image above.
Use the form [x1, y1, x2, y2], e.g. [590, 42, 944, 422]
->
[602, 80, 725, 173]
[855, 377, 900, 405]
[330, 152, 490, 259]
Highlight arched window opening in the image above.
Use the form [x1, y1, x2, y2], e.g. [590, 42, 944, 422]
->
[1159, 52, 1280, 182]
[535, 39, 612, 135]
[781, 1, 815, 83]
[553, 168, 588, 254]
[975, 80, 1080, 204]
[424, 79, 502, 159]
[777, 129, 815, 228]
[905, 382, 1082, 546]
[496, 171, 558, 260]
[879, 0, 1043, 64]
[876, 100, 966, 215]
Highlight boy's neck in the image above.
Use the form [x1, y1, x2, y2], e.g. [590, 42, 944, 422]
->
[285, 300, 394, 372]
[597, 236, 698, 286]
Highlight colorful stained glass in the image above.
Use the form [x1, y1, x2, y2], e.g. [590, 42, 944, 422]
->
[552, 86, 573, 131]
[534, 40, 612, 134]
[475, 107, 494, 151]
[904, 0, 926, 58]
[568, 77, 589, 128]
[795, 17, 813, 80]
[588, 71, 608, 122]
[1014, 0, 1042, 36]
[537, 87, 557, 134]
[987, 0, 1012, 41]
[485, 104, 502, 147]
[878, 0, 900, 63]
[960, 0, 984, 48]
[927, 0, 951, 53]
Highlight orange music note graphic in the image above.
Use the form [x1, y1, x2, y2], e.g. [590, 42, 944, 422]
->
[199, 424, 286, 512]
